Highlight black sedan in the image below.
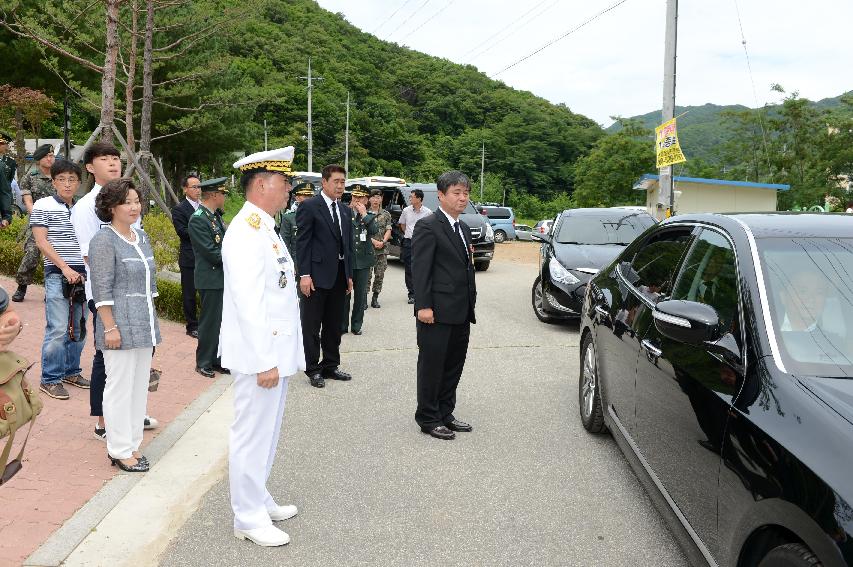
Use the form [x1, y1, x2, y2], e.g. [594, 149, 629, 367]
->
[531, 208, 655, 323]
[579, 213, 853, 566]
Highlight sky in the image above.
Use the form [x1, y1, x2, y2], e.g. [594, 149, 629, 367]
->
[315, 0, 853, 127]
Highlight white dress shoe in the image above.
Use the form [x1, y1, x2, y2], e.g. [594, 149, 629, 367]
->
[234, 525, 290, 547]
[268, 504, 298, 521]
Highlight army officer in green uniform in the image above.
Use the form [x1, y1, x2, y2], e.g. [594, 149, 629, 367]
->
[0, 132, 16, 228]
[279, 181, 315, 269]
[341, 184, 377, 335]
[188, 177, 229, 378]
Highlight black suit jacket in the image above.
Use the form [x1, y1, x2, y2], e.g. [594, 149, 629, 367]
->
[412, 211, 476, 325]
[171, 198, 196, 269]
[295, 194, 354, 289]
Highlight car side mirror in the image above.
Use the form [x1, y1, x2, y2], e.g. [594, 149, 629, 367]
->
[532, 233, 550, 243]
[653, 300, 721, 345]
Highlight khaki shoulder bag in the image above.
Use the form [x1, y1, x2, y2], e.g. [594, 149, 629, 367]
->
[0, 352, 42, 485]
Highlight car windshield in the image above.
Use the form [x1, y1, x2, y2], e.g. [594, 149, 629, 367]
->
[418, 191, 478, 214]
[555, 213, 655, 245]
[758, 237, 853, 378]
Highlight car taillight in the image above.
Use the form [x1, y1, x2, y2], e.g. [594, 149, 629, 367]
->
[512, 219, 516, 226]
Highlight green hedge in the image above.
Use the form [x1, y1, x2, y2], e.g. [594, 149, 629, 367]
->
[0, 214, 188, 323]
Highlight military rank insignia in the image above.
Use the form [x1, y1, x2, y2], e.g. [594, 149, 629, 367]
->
[247, 213, 261, 229]
[278, 271, 288, 288]
[215, 234, 221, 244]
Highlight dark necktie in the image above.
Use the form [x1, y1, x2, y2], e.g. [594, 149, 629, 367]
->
[331, 201, 344, 256]
[454, 221, 468, 262]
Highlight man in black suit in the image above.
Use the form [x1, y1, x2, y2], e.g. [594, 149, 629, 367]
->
[171, 175, 202, 337]
[412, 171, 477, 440]
[296, 164, 354, 388]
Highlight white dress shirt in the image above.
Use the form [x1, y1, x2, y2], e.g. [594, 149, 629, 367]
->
[320, 191, 342, 237]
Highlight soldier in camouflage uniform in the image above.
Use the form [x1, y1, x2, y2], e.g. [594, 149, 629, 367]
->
[13, 144, 55, 302]
[278, 181, 316, 272]
[0, 132, 15, 229]
[366, 189, 393, 308]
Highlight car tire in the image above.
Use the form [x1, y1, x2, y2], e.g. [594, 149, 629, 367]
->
[532, 276, 557, 324]
[757, 544, 820, 567]
[494, 230, 506, 243]
[579, 334, 605, 433]
[474, 261, 490, 272]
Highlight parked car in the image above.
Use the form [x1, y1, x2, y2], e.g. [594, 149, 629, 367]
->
[534, 219, 554, 236]
[531, 208, 655, 323]
[515, 224, 535, 241]
[383, 183, 495, 271]
[579, 213, 853, 567]
[477, 205, 516, 243]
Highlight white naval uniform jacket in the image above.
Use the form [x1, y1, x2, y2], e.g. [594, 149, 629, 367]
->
[219, 201, 305, 376]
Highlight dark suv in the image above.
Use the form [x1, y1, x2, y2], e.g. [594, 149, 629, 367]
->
[531, 208, 655, 323]
[382, 183, 495, 271]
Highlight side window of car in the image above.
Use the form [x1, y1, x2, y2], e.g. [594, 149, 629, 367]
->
[621, 228, 693, 303]
[672, 229, 740, 341]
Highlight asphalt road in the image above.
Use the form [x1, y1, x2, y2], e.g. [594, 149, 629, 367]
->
[160, 246, 688, 566]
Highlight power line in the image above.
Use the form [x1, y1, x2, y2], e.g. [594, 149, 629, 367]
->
[467, 0, 561, 64]
[371, 0, 414, 34]
[492, 0, 631, 77]
[397, 0, 456, 40]
[386, 0, 432, 41]
[461, 0, 551, 61]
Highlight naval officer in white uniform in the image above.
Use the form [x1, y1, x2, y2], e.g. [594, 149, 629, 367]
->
[221, 146, 304, 547]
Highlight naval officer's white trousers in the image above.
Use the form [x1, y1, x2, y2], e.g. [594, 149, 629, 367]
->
[229, 371, 290, 530]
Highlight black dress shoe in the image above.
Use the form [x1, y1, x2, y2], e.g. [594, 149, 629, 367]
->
[187, 329, 198, 338]
[352, 329, 362, 335]
[445, 419, 473, 432]
[11, 285, 26, 302]
[324, 368, 352, 381]
[195, 366, 215, 378]
[421, 425, 455, 440]
[308, 374, 325, 388]
[213, 365, 230, 375]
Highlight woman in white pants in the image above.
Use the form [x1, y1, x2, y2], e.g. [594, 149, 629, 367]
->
[88, 179, 161, 473]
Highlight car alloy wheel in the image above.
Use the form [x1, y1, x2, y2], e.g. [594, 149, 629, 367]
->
[579, 334, 605, 433]
[531, 276, 556, 324]
[494, 230, 506, 243]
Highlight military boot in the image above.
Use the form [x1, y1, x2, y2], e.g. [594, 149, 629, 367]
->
[371, 293, 380, 308]
[11, 285, 26, 302]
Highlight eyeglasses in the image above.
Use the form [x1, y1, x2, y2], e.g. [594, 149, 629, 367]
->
[54, 177, 79, 185]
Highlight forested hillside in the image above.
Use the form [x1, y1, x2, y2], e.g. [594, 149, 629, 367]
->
[1, 0, 602, 199]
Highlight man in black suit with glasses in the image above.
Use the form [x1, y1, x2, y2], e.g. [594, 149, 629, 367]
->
[296, 164, 354, 389]
[412, 171, 477, 440]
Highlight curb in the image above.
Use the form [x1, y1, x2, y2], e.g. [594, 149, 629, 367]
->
[24, 374, 233, 567]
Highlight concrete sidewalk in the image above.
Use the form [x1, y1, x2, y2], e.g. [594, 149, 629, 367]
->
[0, 275, 219, 567]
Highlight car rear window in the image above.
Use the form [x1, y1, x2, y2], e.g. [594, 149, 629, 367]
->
[483, 207, 512, 219]
[556, 213, 655, 245]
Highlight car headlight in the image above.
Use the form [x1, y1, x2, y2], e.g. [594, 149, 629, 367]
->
[484, 223, 494, 242]
[549, 258, 580, 285]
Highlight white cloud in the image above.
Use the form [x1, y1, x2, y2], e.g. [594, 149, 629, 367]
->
[317, 0, 853, 126]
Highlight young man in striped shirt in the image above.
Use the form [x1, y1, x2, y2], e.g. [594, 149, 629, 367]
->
[32, 159, 90, 399]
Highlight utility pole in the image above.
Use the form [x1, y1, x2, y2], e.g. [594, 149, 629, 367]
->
[263, 119, 268, 151]
[63, 89, 71, 159]
[299, 57, 324, 172]
[480, 142, 485, 202]
[658, 0, 678, 219]
[344, 91, 350, 177]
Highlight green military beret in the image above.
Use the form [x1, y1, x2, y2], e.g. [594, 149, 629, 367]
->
[32, 144, 54, 161]
[200, 177, 230, 194]
[293, 182, 315, 196]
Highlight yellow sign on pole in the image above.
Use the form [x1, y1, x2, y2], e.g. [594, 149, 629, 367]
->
[655, 118, 686, 168]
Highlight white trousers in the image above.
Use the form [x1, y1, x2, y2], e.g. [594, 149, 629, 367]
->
[103, 348, 152, 460]
[229, 371, 289, 530]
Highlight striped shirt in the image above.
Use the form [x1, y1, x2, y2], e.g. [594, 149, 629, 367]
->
[30, 195, 85, 276]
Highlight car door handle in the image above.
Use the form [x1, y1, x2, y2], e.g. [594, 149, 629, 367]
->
[641, 339, 662, 359]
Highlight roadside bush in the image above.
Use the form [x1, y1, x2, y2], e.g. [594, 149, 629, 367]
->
[0, 216, 43, 284]
[153, 278, 186, 323]
[143, 212, 179, 271]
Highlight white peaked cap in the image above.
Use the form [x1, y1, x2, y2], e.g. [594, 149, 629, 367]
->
[233, 146, 295, 174]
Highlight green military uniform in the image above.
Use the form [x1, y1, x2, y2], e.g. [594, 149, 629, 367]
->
[15, 146, 56, 293]
[0, 132, 15, 224]
[188, 177, 228, 373]
[367, 206, 393, 304]
[342, 185, 378, 335]
[278, 182, 315, 273]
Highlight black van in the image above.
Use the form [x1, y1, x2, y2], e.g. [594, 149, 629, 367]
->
[382, 183, 495, 271]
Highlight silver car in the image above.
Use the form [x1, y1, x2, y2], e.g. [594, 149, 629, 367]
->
[515, 224, 535, 241]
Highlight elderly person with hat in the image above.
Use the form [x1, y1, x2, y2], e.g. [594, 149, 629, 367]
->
[278, 181, 315, 266]
[188, 177, 230, 378]
[221, 147, 304, 547]
[341, 184, 378, 335]
[0, 132, 16, 228]
[12, 143, 55, 302]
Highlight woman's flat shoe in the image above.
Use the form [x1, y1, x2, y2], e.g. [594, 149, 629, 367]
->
[109, 455, 149, 472]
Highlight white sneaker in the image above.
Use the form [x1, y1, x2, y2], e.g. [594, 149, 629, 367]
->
[143, 415, 158, 430]
[234, 525, 290, 546]
[268, 504, 298, 521]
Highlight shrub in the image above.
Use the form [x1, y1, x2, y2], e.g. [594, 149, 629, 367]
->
[142, 212, 179, 271]
[0, 216, 43, 284]
[153, 278, 186, 323]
